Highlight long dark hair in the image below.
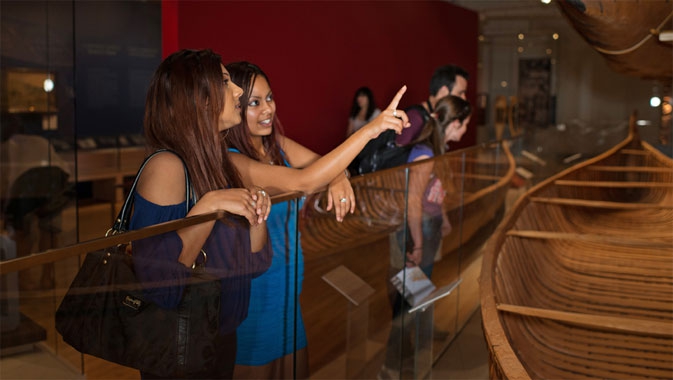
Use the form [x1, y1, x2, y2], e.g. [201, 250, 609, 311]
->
[225, 61, 286, 166]
[349, 86, 377, 120]
[410, 95, 472, 156]
[143, 49, 243, 196]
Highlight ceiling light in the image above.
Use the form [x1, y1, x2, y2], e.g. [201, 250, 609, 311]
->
[552, 33, 559, 40]
[541, 0, 551, 4]
[518, 33, 524, 40]
[650, 96, 662, 107]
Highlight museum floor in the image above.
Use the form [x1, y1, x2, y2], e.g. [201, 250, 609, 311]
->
[1, 308, 489, 380]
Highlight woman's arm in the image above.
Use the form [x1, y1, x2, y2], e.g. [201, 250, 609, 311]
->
[231, 86, 410, 196]
[279, 136, 354, 221]
[137, 152, 269, 268]
[405, 157, 433, 267]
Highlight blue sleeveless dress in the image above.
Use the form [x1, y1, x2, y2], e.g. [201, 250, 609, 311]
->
[229, 149, 308, 365]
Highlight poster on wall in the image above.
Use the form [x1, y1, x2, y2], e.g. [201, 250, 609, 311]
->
[517, 58, 552, 130]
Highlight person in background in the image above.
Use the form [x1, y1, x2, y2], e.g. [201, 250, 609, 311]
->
[225, 61, 410, 379]
[396, 65, 469, 147]
[347, 86, 382, 137]
[380, 95, 472, 380]
[1, 114, 74, 290]
[129, 49, 273, 379]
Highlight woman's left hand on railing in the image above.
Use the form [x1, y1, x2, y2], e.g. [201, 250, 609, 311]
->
[325, 174, 355, 222]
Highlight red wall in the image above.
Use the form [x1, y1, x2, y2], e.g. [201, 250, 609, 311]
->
[163, 1, 478, 154]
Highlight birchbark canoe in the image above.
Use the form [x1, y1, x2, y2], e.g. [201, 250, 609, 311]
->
[480, 116, 673, 379]
[557, 0, 673, 80]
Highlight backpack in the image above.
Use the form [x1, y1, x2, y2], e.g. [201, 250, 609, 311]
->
[348, 104, 430, 176]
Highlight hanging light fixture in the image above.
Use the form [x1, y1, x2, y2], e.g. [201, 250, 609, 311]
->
[43, 75, 54, 92]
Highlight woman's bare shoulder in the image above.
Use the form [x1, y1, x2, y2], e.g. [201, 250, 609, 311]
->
[136, 151, 187, 205]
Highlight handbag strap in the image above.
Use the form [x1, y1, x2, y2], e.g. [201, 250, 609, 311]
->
[110, 149, 195, 234]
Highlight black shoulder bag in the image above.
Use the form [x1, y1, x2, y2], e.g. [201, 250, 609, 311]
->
[55, 149, 221, 377]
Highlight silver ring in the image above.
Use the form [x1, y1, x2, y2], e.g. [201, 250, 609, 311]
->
[258, 189, 267, 197]
[393, 109, 398, 117]
[340, 197, 347, 203]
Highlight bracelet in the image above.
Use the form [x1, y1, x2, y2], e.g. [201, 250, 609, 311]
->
[343, 169, 351, 179]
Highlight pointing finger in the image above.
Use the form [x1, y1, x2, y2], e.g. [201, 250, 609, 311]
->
[386, 85, 407, 111]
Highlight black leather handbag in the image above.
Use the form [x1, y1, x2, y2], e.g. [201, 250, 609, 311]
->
[55, 150, 221, 377]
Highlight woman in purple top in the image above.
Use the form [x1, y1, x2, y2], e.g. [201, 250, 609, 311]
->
[401, 95, 472, 277]
[129, 49, 273, 379]
[381, 95, 472, 379]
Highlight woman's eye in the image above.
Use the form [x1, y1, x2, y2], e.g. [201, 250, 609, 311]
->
[266, 94, 274, 102]
[249, 100, 259, 107]
[223, 79, 229, 86]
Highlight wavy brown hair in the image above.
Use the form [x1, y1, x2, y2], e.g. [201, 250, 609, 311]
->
[143, 49, 243, 196]
[224, 61, 285, 166]
[410, 95, 472, 156]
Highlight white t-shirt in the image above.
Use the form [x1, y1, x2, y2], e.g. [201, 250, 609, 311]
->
[349, 108, 381, 135]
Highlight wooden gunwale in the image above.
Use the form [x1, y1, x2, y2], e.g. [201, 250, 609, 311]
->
[479, 121, 673, 379]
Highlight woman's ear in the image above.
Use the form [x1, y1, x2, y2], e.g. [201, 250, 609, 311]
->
[447, 119, 461, 131]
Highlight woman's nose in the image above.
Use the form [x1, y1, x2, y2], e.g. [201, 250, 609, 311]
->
[233, 82, 243, 98]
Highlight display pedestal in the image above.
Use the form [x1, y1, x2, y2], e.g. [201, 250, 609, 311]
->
[403, 279, 462, 380]
[322, 265, 375, 379]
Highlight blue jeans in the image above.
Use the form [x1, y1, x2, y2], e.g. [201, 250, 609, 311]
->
[384, 212, 442, 370]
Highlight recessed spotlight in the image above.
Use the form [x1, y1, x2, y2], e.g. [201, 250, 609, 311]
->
[518, 33, 525, 40]
[552, 33, 559, 40]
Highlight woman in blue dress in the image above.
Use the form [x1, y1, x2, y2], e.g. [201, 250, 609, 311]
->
[224, 62, 411, 378]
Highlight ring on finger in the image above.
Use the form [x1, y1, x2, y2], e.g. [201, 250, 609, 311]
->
[340, 197, 347, 203]
[258, 189, 267, 197]
[393, 109, 398, 117]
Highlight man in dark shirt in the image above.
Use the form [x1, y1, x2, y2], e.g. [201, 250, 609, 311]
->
[396, 64, 469, 146]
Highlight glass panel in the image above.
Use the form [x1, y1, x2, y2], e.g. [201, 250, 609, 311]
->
[1, 0, 77, 370]
[1, 1, 159, 375]
[299, 165, 408, 379]
[296, 142, 517, 378]
[236, 195, 307, 379]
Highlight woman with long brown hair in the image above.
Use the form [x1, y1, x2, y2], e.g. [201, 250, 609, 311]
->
[130, 49, 273, 379]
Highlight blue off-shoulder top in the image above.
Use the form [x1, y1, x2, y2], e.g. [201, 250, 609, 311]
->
[129, 191, 272, 334]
